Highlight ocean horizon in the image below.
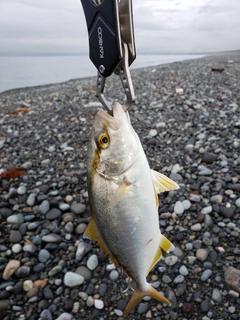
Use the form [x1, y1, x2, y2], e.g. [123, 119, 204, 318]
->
[0, 54, 206, 94]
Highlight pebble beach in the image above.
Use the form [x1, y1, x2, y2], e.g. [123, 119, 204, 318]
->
[0, 52, 240, 320]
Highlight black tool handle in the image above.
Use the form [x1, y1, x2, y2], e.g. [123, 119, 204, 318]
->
[80, 0, 122, 77]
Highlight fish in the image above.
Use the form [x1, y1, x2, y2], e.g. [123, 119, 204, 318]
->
[85, 102, 179, 316]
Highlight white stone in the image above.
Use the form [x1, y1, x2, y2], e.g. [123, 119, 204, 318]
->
[174, 201, 184, 215]
[64, 272, 84, 287]
[65, 195, 73, 203]
[87, 254, 98, 271]
[86, 296, 94, 307]
[176, 88, 184, 94]
[165, 255, 178, 266]
[156, 122, 166, 129]
[23, 280, 33, 291]
[94, 299, 104, 309]
[48, 145, 55, 152]
[190, 223, 202, 231]
[148, 129, 158, 137]
[201, 206, 212, 214]
[114, 309, 123, 316]
[171, 164, 182, 174]
[182, 200, 191, 210]
[12, 244, 22, 253]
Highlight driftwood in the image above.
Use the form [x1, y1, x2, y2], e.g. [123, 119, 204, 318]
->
[211, 68, 225, 72]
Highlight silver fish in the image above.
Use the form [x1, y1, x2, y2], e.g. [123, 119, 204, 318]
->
[85, 102, 179, 316]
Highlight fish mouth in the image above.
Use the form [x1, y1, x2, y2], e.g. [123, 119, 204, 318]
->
[95, 103, 129, 131]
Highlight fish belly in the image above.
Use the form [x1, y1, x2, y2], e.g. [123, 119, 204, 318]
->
[90, 148, 160, 280]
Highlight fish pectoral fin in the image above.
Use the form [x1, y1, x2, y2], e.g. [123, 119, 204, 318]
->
[148, 234, 175, 273]
[109, 178, 130, 209]
[151, 170, 179, 193]
[123, 284, 170, 316]
[84, 218, 120, 267]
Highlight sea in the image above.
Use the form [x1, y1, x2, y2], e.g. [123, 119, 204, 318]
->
[0, 54, 206, 94]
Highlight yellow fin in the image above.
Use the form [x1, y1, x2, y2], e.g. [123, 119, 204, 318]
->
[148, 247, 162, 274]
[151, 170, 179, 193]
[160, 234, 175, 253]
[123, 284, 170, 316]
[84, 218, 120, 267]
[148, 234, 174, 273]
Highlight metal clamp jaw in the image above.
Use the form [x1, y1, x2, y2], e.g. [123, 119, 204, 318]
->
[80, 0, 136, 113]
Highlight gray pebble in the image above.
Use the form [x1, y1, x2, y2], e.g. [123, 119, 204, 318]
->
[137, 302, 149, 314]
[42, 234, 62, 243]
[46, 208, 61, 220]
[71, 203, 86, 214]
[40, 309, 53, 320]
[75, 266, 91, 281]
[76, 241, 92, 261]
[212, 288, 222, 302]
[235, 198, 240, 208]
[56, 313, 73, 320]
[17, 185, 27, 195]
[27, 193, 36, 206]
[38, 249, 51, 263]
[179, 265, 188, 276]
[109, 270, 119, 281]
[39, 200, 50, 215]
[87, 254, 98, 271]
[201, 269, 212, 281]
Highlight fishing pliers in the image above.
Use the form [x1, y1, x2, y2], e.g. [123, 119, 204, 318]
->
[80, 0, 136, 114]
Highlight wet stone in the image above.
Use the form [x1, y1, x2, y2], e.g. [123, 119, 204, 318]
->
[40, 309, 53, 320]
[15, 266, 31, 278]
[201, 269, 212, 281]
[39, 200, 50, 215]
[201, 300, 209, 313]
[46, 208, 61, 220]
[38, 249, 51, 263]
[225, 266, 240, 293]
[64, 272, 84, 287]
[137, 302, 149, 314]
[220, 206, 235, 218]
[71, 203, 86, 214]
[42, 234, 62, 243]
[9, 230, 22, 243]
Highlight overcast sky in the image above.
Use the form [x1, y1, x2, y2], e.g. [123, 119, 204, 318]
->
[0, 0, 239, 56]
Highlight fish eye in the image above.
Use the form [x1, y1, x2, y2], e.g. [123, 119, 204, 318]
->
[98, 133, 110, 149]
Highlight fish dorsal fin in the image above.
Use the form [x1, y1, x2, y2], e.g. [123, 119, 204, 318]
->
[151, 170, 179, 194]
[84, 218, 120, 267]
[148, 234, 175, 274]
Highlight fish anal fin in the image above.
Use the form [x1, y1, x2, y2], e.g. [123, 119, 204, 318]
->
[151, 170, 179, 194]
[148, 247, 162, 274]
[148, 234, 174, 273]
[160, 234, 175, 253]
[84, 218, 120, 267]
[123, 284, 170, 316]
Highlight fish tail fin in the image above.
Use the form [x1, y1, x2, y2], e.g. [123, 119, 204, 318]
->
[123, 284, 170, 316]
